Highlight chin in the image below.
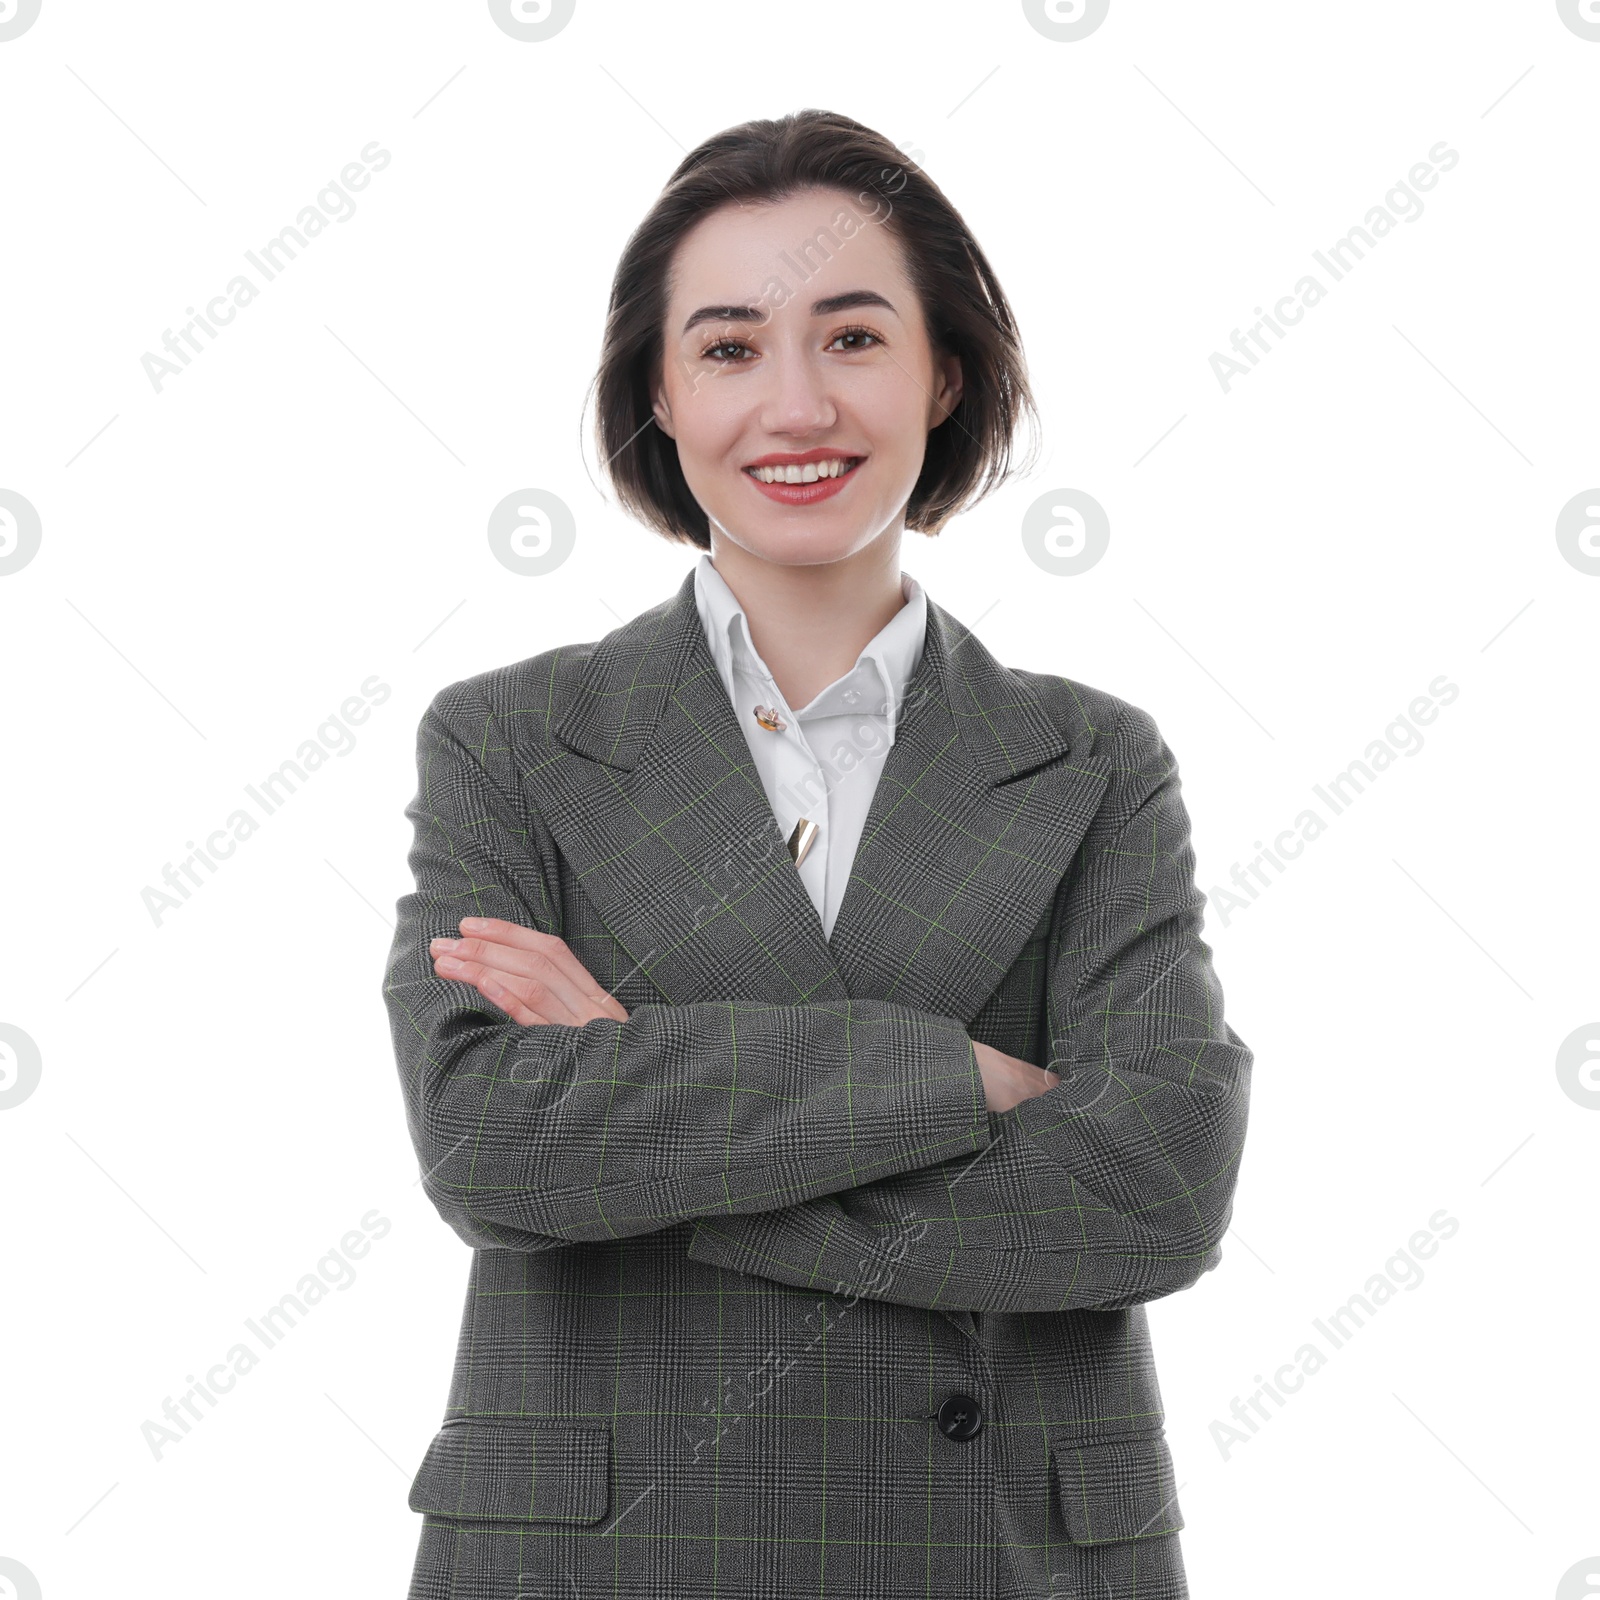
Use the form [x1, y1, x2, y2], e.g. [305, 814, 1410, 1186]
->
[720, 522, 875, 567]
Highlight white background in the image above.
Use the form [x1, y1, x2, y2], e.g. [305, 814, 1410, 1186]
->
[2, 1, 1596, 1595]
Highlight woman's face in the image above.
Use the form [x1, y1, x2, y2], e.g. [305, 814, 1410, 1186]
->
[651, 186, 963, 568]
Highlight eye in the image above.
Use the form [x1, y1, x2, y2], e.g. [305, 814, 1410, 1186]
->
[701, 339, 753, 363]
[829, 324, 884, 352]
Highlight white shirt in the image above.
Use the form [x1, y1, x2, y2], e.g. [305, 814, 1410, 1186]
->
[693, 552, 928, 940]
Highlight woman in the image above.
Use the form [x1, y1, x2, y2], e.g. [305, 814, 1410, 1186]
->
[384, 108, 1252, 1600]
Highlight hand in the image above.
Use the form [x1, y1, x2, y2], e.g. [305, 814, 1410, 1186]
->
[972, 1039, 1061, 1113]
[429, 917, 630, 1027]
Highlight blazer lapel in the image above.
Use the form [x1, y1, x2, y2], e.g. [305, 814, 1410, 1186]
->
[825, 595, 1110, 1022]
[525, 568, 1111, 1027]
[528, 571, 847, 1009]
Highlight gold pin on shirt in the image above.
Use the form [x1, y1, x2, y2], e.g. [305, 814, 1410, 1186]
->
[787, 818, 819, 868]
[753, 704, 786, 732]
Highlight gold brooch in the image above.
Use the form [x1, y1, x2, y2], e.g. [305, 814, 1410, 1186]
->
[753, 704, 786, 732]
[788, 817, 819, 867]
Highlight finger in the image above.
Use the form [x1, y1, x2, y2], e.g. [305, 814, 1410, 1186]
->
[454, 917, 595, 993]
[434, 951, 580, 1025]
[432, 936, 543, 985]
[434, 938, 589, 1024]
[450, 919, 614, 1011]
[459, 960, 627, 1025]
[440, 925, 628, 1023]
[437, 950, 613, 1026]
[434, 947, 615, 1028]
[476, 973, 553, 1027]
[446, 966, 555, 1028]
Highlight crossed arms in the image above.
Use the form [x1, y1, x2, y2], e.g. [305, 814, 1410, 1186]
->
[381, 678, 1253, 1315]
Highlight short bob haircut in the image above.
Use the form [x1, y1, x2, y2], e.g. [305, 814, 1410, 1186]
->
[588, 108, 1040, 549]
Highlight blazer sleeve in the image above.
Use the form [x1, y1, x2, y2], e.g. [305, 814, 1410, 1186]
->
[682, 700, 1254, 1314]
[382, 678, 995, 1254]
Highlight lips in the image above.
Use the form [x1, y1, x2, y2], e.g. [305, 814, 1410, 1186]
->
[743, 455, 864, 506]
[743, 455, 864, 485]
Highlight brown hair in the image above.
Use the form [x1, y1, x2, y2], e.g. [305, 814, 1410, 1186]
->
[586, 108, 1040, 549]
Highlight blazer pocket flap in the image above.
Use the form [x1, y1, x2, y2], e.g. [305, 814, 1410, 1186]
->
[1052, 1434, 1185, 1545]
[408, 1420, 611, 1525]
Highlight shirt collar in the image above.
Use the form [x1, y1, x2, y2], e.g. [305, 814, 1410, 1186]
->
[692, 551, 927, 740]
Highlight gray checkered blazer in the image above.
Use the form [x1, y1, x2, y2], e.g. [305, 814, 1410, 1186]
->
[383, 567, 1253, 1599]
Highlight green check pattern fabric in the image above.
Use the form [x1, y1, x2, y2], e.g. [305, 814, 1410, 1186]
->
[382, 568, 1253, 1599]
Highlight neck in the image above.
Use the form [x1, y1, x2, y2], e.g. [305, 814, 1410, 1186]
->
[707, 533, 909, 712]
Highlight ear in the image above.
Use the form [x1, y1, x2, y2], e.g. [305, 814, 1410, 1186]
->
[928, 349, 964, 428]
[651, 383, 676, 440]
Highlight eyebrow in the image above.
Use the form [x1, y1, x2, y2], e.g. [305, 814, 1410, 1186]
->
[679, 289, 898, 337]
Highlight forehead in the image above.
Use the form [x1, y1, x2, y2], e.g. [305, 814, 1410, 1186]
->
[665, 186, 910, 312]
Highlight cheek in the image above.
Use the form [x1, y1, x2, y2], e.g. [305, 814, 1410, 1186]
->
[854, 369, 929, 452]
[671, 383, 747, 467]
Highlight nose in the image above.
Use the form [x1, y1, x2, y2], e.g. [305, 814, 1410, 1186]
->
[759, 343, 838, 438]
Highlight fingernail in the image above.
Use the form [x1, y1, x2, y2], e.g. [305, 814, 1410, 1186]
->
[431, 937, 459, 952]
[461, 918, 487, 930]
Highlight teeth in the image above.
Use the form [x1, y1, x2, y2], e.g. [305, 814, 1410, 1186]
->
[749, 458, 856, 484]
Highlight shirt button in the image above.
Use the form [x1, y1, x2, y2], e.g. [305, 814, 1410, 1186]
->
[936, 1393, 983, 1442]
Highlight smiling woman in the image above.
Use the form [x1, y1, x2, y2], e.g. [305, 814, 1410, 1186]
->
[383, 107, 1252, 1600]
